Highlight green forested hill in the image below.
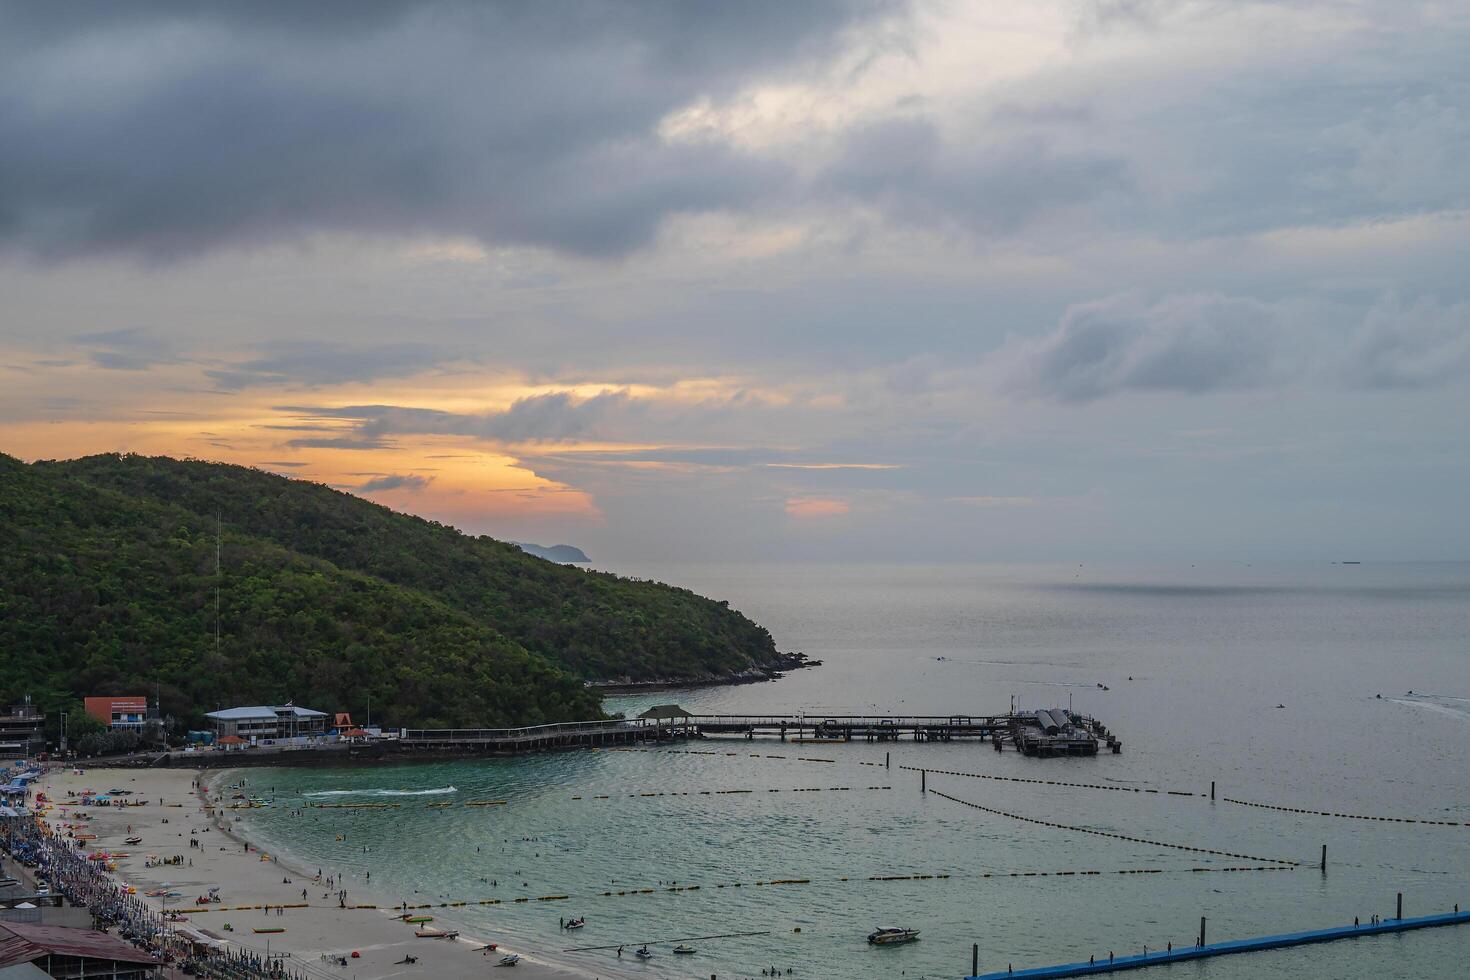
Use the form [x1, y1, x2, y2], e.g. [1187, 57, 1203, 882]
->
[0, 453, 783, 730]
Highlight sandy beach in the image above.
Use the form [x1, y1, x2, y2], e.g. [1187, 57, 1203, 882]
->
[33, 765, 604, 980]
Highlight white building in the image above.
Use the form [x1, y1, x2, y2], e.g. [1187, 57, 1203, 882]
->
[204, 704, 329, 741]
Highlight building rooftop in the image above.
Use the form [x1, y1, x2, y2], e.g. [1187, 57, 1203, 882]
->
[84, 696, 146, 706]
[0, 922, 158, 969]
[205, 705, 328, 721]
[639, 704, 691, 720]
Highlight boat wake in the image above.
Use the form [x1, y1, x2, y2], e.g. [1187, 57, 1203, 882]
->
[1388, 696, 1470, 724]
[304, 786, 458, 798]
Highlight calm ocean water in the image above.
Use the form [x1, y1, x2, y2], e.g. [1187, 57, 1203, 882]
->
[229, 563, 1470, 979]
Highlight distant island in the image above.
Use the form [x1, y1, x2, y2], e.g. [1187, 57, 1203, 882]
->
[512, 542, 590, 563]
[0, 453, 798, 731]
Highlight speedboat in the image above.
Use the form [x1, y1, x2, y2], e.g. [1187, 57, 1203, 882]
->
[498, 953, 520, 966]
[124, 836, 143, 845]
[564, 917, 585, 930]
[867, 926, 920, 945]
[635, 946, 654, 959]
[673, 944, 696, 954]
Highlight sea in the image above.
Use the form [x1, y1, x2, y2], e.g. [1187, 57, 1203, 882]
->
[224, 562, 1470, 979]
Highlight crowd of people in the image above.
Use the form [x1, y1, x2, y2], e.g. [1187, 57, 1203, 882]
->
[1, 813, 306, 980]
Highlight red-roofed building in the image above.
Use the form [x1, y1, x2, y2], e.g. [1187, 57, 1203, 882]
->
[82, 697, 148, 730]
[0, 922, 159, 977]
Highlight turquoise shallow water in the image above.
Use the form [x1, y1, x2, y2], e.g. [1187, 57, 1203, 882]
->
[227, 562, 1470, 979]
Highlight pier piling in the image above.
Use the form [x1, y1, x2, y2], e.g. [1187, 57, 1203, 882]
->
[921, 768, 927, 794]
[1210, 781, 1215, 801]
[1397, 892, 1403, 920]
[1320, 845, 1326, 872]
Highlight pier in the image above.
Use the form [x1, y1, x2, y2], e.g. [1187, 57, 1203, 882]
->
[397, 709, 1119, 756]
[968, 908, 1470, 979]
[137, 708, 1120, 767]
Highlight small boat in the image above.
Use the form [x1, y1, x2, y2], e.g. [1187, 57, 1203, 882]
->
[416, 929, 459, 939]
[635, 946, 653, 959]
[867, 926, 920, 945]
[497, 953, 520, 966]
[563, 917, 585, 930]
[253, 927, 286, 935]
[673, 944, 696, 954]
[404, 915, 434, 924]
[124, 836, 143, 845]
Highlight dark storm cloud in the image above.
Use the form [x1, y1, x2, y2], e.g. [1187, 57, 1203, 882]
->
[206, 341, 449, 389]
[0, 1, 905, 260]
[276, 389, 635, 445]
[821, 116, 1131, 235]
[71, 328, 179, 370]
[1008, 293, 1281, 402]
[357, 473, 432, 493]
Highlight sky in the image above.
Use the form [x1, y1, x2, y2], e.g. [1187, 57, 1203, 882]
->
[2, 0, 1467, 562]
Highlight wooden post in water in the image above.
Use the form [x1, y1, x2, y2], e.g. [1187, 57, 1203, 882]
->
[1320, 844, 1326, 872]
[921, 768, 927, 794]
[972, 943, 979, 976]
[1210, 781, 1215, 801]
[1199, 916, 1207, 947]
[1397, 892, 1403, 920]
[886, 751, 890, 769]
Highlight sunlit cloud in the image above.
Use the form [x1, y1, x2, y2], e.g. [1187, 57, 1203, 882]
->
[784, 496, 851, 518]
[765, 462, 901, 470]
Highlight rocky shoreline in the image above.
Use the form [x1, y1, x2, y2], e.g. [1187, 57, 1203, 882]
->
[587, 650, 821, 692]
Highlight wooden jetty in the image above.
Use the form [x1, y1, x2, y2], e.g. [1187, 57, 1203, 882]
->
[969, 908, 1470, 979]
[397, 709, 1119, 757]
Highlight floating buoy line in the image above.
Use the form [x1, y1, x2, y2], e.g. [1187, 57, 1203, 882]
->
[930, 789, 1300, 866]
[167, 863, 1292, 917]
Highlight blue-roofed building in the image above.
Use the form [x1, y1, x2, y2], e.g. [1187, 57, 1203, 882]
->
[203, 703, 329, 741]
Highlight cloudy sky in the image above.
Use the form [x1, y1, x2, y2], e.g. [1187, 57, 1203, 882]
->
[2, 0, 1467, 562]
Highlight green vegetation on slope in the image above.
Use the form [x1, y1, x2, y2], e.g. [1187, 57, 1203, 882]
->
[2, 453, 782, 730]
[45, 453, 780, 681]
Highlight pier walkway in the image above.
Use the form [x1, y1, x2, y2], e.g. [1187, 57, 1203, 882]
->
[398, 711, 1118, 755]
[969, 909, 1470, 979]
